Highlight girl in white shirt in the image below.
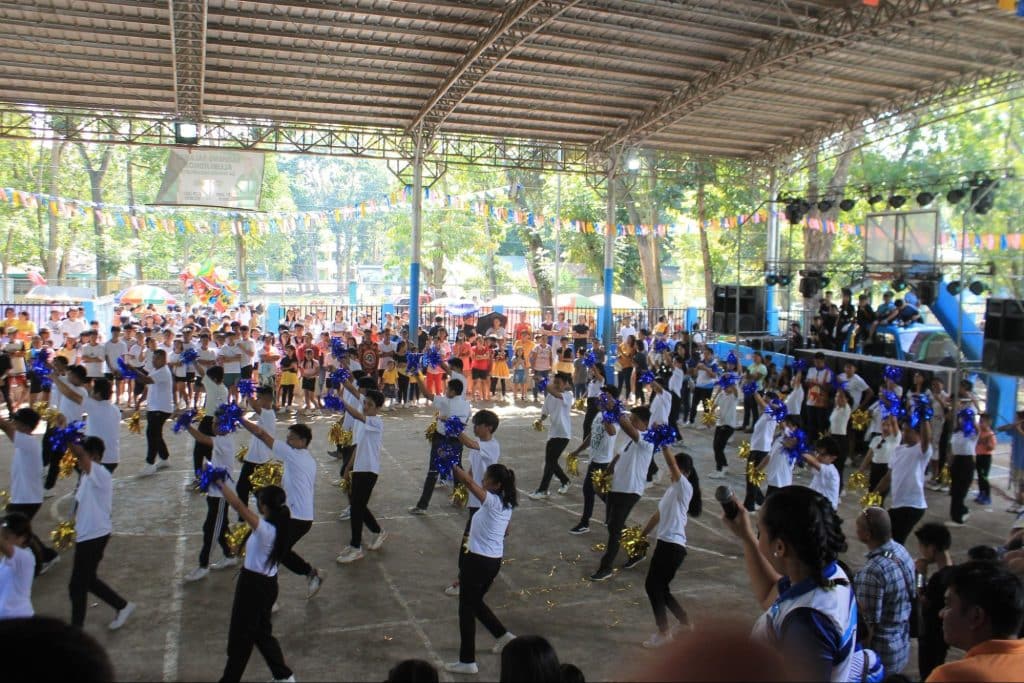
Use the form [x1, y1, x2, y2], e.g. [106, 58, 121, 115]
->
[213, 482, 295, 683]
[859, 416, 900, 502]
[0, 511, 35, 619]
[828, 389, 852, 490]
[444, 462, 518, 676]
[639, 450, 702, 649]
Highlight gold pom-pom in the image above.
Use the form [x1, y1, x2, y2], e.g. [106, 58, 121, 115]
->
[51, 520, 76, 551]
[338, 471, 352, 494]
[250, 460, 283, 489]
[591, 469, 612, 495]
[424, 421, 437, 441]
[31, 401, 49, 417]
[127, 410, 142, 434]
[572, 397, 586, 411]
[196, 408, 206, 422]
[620, 525, 650, 561]
[532, 418, 545, 432]
[701, 399, 717, 426]
[450, 483, 468, 508]
[746, 460, 766, 487]
[33, 403, 60, 425]
[225, 522, 251, 558]
[847, 471, 868, 492]
[0, 489, 9, 507]
[58, 448, 77, 479]
[939, 465, 952, 486]
[566, 453, 580, 477]
[235, 445, 249, 463]
[851, 409, 871, 432]
[860, 491, 883, 508]
[330, 421, 352, 447]
[737, 441, 751, 460]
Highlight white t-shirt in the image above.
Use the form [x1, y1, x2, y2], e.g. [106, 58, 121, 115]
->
[168, 352, 188, 379]
[433, 395, 471, 423]
[544, 391, 573, 440]
[840, 373, 870, 408]
[10, 432, 43, 505]
[75, 464, 113, 542]
[205, 434, 237, 499]
[868, 434, 899, 465]
[243, 518, 278, 577]
[342, 387, 359, 431]
[612, 439, 654, 496]
[589, 416, 619, 465]
[830, 404, 851, 435]
[147, 366, 174, 412]
[218, 344, 243, 373]
[656, 476, 693, 547]
[0, 545, 35, 619]
[84, 397, 121, 464]
[889, 442, 930, 509]
[202, 375, 228, 411]
[245, 409, 276, 465]
[273, 441, 316, 521]
[127, 343, 146, 368]
[58, 383, 87, 422]
[868, 400, 884, 435]
[618, 325, 637, 342]
[950, 431, 979, 456]
[451, 372, 469, 398]
[353, 415, 383, 474]
[751, 412, 776, 452]
[59, 317, 86, 340]
[784, 385, 804, 415]
[467, 491, 512, 558]
[587, 378, 603, 399]
[238, 340, 256, 367]
[79, 343, 105, 377]
[809, 465, 840, 509]
[104, 340, 128, 373]
[467, 439, 501, 510]
[650, 390, 671, 426]
[716, 391, 739, 428]
[668, 368, 685, 397]
[764, 441, 793, 488]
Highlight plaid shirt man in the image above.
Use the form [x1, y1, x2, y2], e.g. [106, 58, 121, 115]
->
[854, 538, 916, 673]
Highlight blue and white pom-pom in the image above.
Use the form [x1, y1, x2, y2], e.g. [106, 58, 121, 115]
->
[880, 391, 905, 419]
[443, 415, 466, 438]
[173, 409, 198, 433]
[582, 350, 597, 368]
[215, 402, 243, 434]
[116, 357, 137, 380]
[742, 381, 758, 396]
[330, 338, 347, 361]
[654, 339, 671, 354]
[237, 379, 256, 399]
[642, 423, 678, 449]
[329, 367, 351, 386]
[421, 348, 443, 369]
[717, 372, 739, 390]
[196, 465, 232, 493]
[180, 348, 199, 366]
[791, 358, 808, 374]
[639, 370, 656, 385]
[726, 351, 738, 366]
[783, 428, 811, 465]
[909, 393, 934, 429]
[884, 365, 903, 384]
[48, 420, 85, 453]
[323, 393, 345, 412]
[31, 353, 52, 390]
[602, 397, 625, 424]
[766, 399, 788, 422]
[957, 407, 977, 437]
[536, 376, 549, 394]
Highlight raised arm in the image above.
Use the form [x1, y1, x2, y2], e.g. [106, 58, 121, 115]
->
[53, 375, 84, 403]
[453, 464, 487, 504]
[618, 412, 640, 442]
[662, 446, 681, 482]
[215, 480, 261, 529]
[721, 498, 782, 609]
[186, 423, 214, 448]
[0, 418, 16, 441]
[457, 430, 480, 451]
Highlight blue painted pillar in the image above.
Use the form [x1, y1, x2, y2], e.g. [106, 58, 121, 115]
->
[348, 280, 357, 306]
[766, 284, 780, 335]
[685, 307, 698, 333]
[603, 154, 617, 382]
[266, 303, 282, 331]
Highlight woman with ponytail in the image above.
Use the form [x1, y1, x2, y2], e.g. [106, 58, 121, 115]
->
[639, 450, 702, 649]
[444, 463, 518, 676]
[721, 485, 883, 682]
[215, 482, 295, 683]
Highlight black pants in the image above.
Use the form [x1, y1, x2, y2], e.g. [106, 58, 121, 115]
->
[688, 387, 713, 423]
[712, 425, 734, 471]
[579, 461, 609, 526]
[416, 436, 463, 510]
[918, 626, 949, 682]
[406, 379, 420, 403]
[537, 438, 570, 492]
[200, 497, 233, 568]
[280, 384, 294, 406]
[458, 508, 479, 573]
[617, 366, 633, 401]
[976, 453, 992, 498]
[679, 383, 692, 425]
[668, 393, 682, 430]
[5, 502, 57, 568]
[869, 463, 889, 505]
[582, 398, 599, 442]
[339, 444, 355, 479]
[102, 463, 117, 474]
[949, 454, 975, 524]
[145, 410, 171, 464]
[645, 540, 689, 632]
[889, 506, 925, 544]
[599, 491, 641, 571]
[221, 569, 291, 683]
[350, 471, 381, 548]
[744, 451, 767, 511]
[43, 425, 60, 490]
[458, 552, 507, 664]
[69, 534, 127, 627]
[281, 519, 313, 576]
[397, 373, 410, 403]
[806, 406, 830, 440]
[236, 461, 258, 511]
[742, 392, 759, 429]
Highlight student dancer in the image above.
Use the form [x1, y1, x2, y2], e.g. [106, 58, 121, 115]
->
[236, 387, 276, 513]
[581, 363, 606, 442]
[54, 376, 121, 474]
[590, 406, 656, 582]
[568, 386, 620, 535]
[444, 462, 518, 675]
[135, 349, 174, 477]
[755, 415, 801, 498]
[67, 437, 135, 630]
[859, 415, 900, 504]
[443, 410, 501, 597]
[869, 416, 932, 544]
[336, 378, 387, 564]
[238, 418, 324, 598]
[1, 407, 59, 573]
[183, 417, 238, 582]
[744, 393, 777, 512]
[214, 482, 295, 683]
[646, 377, 672, 483]
[527, 373, 573, 499]
[709, 378, 739, 479]
[337, 375, 377, 522]
[410, 375, 471, 515]
[45, 363, 87, 494]
[804, 436, 841, 510]
[0, 511, 35, 618]
[640, 450, 702, 648]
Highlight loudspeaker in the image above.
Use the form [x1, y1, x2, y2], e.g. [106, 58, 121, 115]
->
[982, 298, 1024, 376]
[712, 284, 766, 333]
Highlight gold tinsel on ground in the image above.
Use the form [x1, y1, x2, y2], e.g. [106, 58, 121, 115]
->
[532, 418, 545, 432]
[329, 421, 353, 447]
[847, 471, 868, 491]
[566, 453, 580, 476]
[235, 445, 249, 463]
[424, 421, 437, 440]
[737, 441, 751, 460]
[939, 465, 953, 486]
[860, 491, 883, 508]
[450, 483, 468, 508]
[851, 409, 871, 432]
[572, 397, 586, 411]
[620, 526, 650, 560]
[701, 399, 717, 426]
[58, 449, 76, 479]
[591, 469, 612, 495]
[51, 520, 76, 551]
[225, 522, 251, 557]
[746, 460, 766, 486]
[250, 461, 283, 489]
[338, 471, 352, 494]
[127, 410, 142, 434]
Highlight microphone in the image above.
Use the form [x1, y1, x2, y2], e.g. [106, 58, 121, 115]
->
[715, 485, 740, 520]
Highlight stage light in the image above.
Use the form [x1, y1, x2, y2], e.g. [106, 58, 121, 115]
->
[888, 194, 907, 209]
[971, 177, 996, 215]
[892, 276, 908, 292]
[174, 120, 198, 145]
[838, 198, 856, 212]
[946, 187, 966, 204]
[946, 280, 963, 295]
[868, 193, 884, 205]
[784, 199, 807, 224]
[969, 280, 988, 295]
[765, 273, 778, 286]
[778, 272, 792, 286]
[817, 199, 834, 212]
[625, 154, 641, 171]
[916, 191, 935, 207]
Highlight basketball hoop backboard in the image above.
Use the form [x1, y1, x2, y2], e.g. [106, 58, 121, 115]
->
[864, 210, 940, 277]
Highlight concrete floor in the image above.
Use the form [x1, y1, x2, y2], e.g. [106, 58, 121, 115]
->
[4, 399, 1013, 682]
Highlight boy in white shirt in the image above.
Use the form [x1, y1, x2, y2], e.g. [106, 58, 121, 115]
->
[410, 374, 472, 514]
[528, 373, 573, 499]
[336, 379, 388, 564]
[710, 380, 740, 478]
[1, 407, 59, 572]
[805, 436, 842, 510]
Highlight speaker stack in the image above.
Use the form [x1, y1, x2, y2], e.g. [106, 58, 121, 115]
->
[711, 285, 766, 334]
[982, 298, 1024, 376]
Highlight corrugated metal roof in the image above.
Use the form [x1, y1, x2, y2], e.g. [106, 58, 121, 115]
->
[0, 0, 1020, 159]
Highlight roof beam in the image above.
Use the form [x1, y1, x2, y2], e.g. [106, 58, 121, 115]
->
[408, 0, 582, 134]
[168, 0, 207, 120]
[590, 0, 984, 153]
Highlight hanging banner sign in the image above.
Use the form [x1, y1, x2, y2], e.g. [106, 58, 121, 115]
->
[153, 149, 265, 210]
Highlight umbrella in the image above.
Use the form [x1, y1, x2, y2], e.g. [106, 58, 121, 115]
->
[554, 292, 596, 308]
[486, 293, 540, 309]
[117, 285, 177, 306]
[425, 297, 479, 317]
[588, 293, 642, 309]
[476, 311, 508, 335]
[23, 285, 96, 303]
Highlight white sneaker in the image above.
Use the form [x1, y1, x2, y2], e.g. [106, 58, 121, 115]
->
[527, 490, 549, 500]
[108, 601, 136, 630]
[444, 583, 460, 596]
[368, 530, 388, 551]
[335, 546, 365, 564]
[272, 600, 280, 613]
[138, 463, 158, 477]
[338, 507, 351, 521]
[39, 555, 60, 575]
[156, 459, 170, 470]
[184, 566, 210, 582]
[271, 676, 296, 682]
[557, 482, 571, 495]
[491, 632, 516, 654]
[307, 569, 324, 598]
[709, 470, 728, 479]
[444, 661, 479, 675]
[642, 631, 673, 649]
[210, 556, 238, 571]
